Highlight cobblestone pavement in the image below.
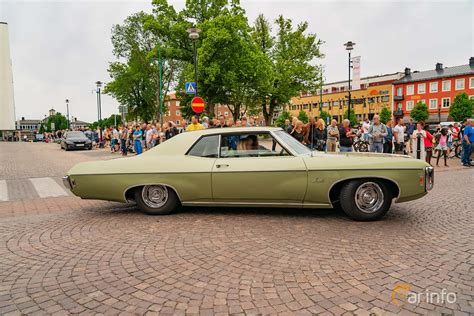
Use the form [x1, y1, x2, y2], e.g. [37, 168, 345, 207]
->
[0, 142, 473, 315]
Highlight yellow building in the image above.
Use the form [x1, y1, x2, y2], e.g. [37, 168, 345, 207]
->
[289, 72, 404, 123]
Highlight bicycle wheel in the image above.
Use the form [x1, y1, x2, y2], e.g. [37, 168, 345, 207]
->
[359, 142, 369, 152]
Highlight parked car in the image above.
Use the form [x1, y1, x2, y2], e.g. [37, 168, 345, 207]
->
[63, 127, 434, 221]
[34, 134, 44, 142]
[60, 131, 92, 151]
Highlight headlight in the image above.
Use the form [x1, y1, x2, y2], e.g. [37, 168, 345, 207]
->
[425, 166, 434, 191]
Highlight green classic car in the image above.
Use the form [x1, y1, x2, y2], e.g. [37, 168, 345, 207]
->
[63, 127, 434, 221]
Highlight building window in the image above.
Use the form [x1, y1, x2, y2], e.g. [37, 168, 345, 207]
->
[470, 77, 474, 89]
[381, 96, 389, 102]
[420, 99, 425, 105]
[175, 110, 180, 116]
[441, 97, 450, 108]
[176, 101, 180, 107]
[224, 112, 228, 116]
[406, 85, 414, 95]
[429, 99, 438, 109]
[442, 80, 451, 92]
[396, 87, 403, 96]
[430, 82, 438, 92]
[417, 83, 426, 94]
[176, 120, 180, 125]
[470, 95, 474, 100]
[406, 100, 414, 111]
[397, 103, 402, 110]
[218, 111, 221, 115]
[455, 78, 465, 90]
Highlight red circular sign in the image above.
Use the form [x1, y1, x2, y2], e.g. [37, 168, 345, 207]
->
[191, 97, 205, 113]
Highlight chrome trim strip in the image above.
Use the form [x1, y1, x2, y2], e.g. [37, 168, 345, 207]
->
[62, 176, 72, 190]
[182, 201, 329, 208]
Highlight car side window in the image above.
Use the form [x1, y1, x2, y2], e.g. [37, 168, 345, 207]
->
[220, 133, 290, 158]
[187, 135, 219, 158]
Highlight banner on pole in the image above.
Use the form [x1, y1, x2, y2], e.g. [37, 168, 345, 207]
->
[351, 56, 361, 90]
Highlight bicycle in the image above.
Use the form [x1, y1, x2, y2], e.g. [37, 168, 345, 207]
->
[432, 139, 462, 159]
[352, 130, 369, 152]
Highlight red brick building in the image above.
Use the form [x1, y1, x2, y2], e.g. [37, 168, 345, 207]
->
[393, 57, 474, 122]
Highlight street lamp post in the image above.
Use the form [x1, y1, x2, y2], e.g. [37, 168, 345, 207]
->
[95, 81, 103, 147]
[187, 27, 201, 96]
[344, 41, 355, 123]
[65, 99, 70, 129]
[151, 48, 163, 125]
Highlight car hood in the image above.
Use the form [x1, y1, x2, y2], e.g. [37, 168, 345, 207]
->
[303, 151, 429, 170]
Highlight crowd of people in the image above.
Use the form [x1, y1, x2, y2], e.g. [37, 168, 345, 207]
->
[282, 116, 474, 167]
[44, 113, 474, 168]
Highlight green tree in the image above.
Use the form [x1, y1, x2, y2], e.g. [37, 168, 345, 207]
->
[274, 110, 292, 127]
[45, 113, 68, 132]
[252, 15, 323, 126]
[343, 108, 357, 127]
[297, 110, 309, 123]
[89, 115, 123, 129]
[410, 101, 429, 122]
[379, 106, 392, 124]
[449, 92, 474, 121]
[319, 110, 331, 124]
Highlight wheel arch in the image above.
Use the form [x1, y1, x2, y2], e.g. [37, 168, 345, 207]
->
[124, 184, 182, 204]
[328, 176, 400, 207]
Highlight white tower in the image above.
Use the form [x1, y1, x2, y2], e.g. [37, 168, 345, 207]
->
[0, 22, 16, 134]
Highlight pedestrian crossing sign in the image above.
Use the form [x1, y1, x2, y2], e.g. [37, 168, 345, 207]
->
[185, 82, 197, 94]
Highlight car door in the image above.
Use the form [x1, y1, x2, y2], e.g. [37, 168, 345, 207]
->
[212, 132, 307, 206]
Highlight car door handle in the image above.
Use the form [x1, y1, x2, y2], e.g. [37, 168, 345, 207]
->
[216, 164, 229, 168]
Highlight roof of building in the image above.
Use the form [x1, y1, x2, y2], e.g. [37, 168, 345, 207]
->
[322, 72, 403, 87]
[70, 120, 89, 125]
[18, 119, 41, 124]
[395, 64, 474, 84]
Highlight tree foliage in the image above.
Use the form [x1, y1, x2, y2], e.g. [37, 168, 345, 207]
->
[274, 110, 292, 127]
[105, 0, 324, 123]
[410, 101, 429, 122]
[45, 113, 68, 132]
[297, 110, 309, 123]
[343, 108, 357, 127]
[89, 115, 123, 129]
[449, 92, 474, 122]
[379, 106, 392, 124]
[319, 110, 331, 124]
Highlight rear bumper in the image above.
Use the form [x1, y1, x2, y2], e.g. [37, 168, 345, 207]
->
[62, 176, 75, 190]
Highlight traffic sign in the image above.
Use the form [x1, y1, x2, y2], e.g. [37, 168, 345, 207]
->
[185, 82, 197, 94]
[191, 97, 205, 113]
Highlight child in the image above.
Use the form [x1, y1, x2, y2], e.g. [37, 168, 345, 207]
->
[434, 127, 449, 167]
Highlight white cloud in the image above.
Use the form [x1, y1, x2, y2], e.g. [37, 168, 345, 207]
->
[1, 0, 472, 122]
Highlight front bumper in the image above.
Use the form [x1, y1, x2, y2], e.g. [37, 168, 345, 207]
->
[62, 176, 75, 190]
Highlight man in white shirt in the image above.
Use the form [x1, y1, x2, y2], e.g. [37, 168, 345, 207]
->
[393, 118, 406, 154]
[145, 124, 154, 150]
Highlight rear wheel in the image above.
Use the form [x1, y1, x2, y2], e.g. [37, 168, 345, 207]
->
[134, 185, 179, 215]
[339, 180, 392, 221]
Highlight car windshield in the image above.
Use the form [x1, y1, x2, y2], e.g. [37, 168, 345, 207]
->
[274, 130, 311, 155]
[67, 131, 86, 138]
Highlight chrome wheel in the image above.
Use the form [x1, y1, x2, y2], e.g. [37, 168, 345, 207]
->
[141, 185, 168, 209]
[354, 182, 384, 213]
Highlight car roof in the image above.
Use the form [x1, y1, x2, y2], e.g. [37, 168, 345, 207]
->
[195, 126, 283, 135]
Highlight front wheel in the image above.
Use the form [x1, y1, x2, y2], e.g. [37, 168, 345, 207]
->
[134, 185, 179, 215]
[339, 180, 392, 221]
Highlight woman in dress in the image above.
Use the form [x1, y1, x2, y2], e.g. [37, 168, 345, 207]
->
[411, 122, 426, 160]
[290, 120, 305, 144]
[434, 127, 449, 167]
[423, 124, 434, 165]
